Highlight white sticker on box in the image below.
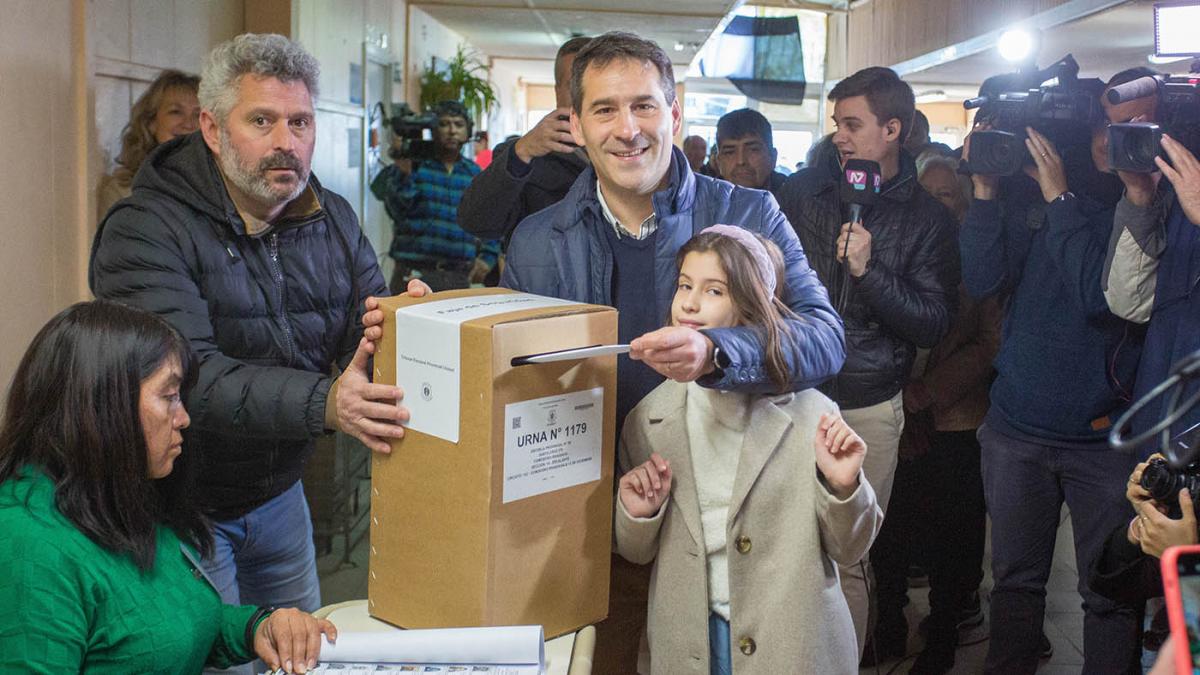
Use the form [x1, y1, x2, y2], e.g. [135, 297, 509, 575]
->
[503, 388, 604, 503]
[394, 293, 582, 443]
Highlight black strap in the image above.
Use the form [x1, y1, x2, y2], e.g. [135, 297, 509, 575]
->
[245, 606, 275, 649]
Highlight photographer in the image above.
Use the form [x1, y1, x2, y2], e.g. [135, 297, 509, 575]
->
[1103, 67, 1200, 443]
[371, 100, 499, 292]
[1092, 455, 1197, 609]
[457, 36, 591, 243]
[958, 69, 1144, 674]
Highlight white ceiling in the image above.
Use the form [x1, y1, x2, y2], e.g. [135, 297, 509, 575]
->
[412, 0, 744, 70]
[421, 0, 1194, 101]
[904, 0, 1196, 90]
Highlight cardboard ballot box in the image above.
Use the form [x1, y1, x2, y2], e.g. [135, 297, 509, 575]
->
[369, 288, 617, 638]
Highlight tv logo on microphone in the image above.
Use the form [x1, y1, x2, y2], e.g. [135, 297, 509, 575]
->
[839, 159, 882, 207]
[845, 169, 881, 191]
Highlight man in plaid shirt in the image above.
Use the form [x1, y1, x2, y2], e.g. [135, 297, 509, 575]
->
[372, 100, 499, 292]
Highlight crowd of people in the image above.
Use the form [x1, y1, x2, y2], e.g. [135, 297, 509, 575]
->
[0, 24, 1198, 675]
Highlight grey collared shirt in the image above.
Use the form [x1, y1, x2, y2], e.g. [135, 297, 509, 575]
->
[596, 179, 657, 240]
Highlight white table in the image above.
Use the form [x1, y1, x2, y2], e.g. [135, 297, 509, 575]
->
[313, 600, 595, 675]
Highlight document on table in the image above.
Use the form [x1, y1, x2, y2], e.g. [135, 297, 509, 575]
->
[266, 625, 545, 674]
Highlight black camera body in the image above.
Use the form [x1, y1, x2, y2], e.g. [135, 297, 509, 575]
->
[387, 103, 439, 161]
[1107, 74, 1200, 173]
[965, 55, 1104, 176]
[1140, 457, 1200, 514]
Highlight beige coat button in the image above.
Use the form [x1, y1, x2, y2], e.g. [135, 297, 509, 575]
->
[735, 535, 752, 554]
[739, 636, 756, 655]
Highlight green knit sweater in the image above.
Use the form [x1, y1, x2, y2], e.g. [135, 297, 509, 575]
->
[0, 467, 259, 673]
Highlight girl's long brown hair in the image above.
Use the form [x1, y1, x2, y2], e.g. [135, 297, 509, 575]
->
[676, 231, 797, 391]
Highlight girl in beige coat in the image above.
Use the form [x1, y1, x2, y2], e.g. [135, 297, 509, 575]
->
[616, 226, 884, 674]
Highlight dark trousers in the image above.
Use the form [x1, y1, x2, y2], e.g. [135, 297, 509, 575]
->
[593, 553, 653, 674]
[979, 423, 1141, 675]
[873, 429, 987, 633]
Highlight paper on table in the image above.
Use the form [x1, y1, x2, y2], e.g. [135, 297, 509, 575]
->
[306, 664, 538, 674]
[313, 624, 544, 667]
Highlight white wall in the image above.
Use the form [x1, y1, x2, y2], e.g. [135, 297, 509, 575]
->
[293, 0, 409, 282]
[486, 58, 529, 142]
[405, 6, 467, 109]
[0, 1, 82, 409]
[91, 0, 245, 174]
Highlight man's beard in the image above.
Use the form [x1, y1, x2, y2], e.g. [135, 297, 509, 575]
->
[218, 131, 309, 207]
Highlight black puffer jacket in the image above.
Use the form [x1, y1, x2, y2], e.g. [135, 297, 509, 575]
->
[457, 139, 588, 243]
[90, 133, 387, 519]
[778, 152, 960, 409]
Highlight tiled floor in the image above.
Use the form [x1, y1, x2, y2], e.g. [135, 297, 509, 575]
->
[316, 492, 1093, 675]
[859, 507, 1087, 675]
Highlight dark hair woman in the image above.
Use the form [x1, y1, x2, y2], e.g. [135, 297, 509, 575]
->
[0, 300, 335, 673]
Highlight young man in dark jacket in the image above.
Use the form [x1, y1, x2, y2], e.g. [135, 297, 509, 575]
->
[776, 66, 960, 655]
[501, 32, 845, 673]
[90, 34, 413, 639]
[457, 36, 592, 244]
[959, 92, 1144, 672]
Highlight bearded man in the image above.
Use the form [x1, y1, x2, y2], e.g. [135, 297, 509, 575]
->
[90, 33, 418, 633]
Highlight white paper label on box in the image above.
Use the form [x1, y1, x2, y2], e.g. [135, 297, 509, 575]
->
[503, 387, 604, 503]
[394, 293, 582, 443]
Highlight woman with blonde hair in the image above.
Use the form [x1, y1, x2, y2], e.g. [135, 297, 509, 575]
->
[97, 69, 200, 218]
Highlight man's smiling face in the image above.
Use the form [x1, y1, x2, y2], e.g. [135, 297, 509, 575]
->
[571, 57, 681, 201]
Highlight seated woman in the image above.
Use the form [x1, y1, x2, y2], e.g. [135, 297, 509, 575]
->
[97, 69, 200, 219]
[0, 300, 334, 674]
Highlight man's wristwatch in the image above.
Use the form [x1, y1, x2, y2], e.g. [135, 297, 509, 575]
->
[711, 345, 730, 374]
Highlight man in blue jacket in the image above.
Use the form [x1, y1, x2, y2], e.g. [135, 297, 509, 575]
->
[501, 31, 845, 673]
[959, 86, 1143, 672]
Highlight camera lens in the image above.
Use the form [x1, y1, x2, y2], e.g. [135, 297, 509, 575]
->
[1141, 459, 1180, 502]
[1127, 133, 1158, 168]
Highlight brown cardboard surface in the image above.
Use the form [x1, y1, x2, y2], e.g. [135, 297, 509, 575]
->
[369, 288, 616, 637]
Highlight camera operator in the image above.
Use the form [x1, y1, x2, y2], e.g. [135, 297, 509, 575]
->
[958, 69, 1144, 674]
[1089, 453, 1199, 669]
[371, 99, 499, 292]
[1103, 67, 1200, 443]
[457, 36, 591, 244]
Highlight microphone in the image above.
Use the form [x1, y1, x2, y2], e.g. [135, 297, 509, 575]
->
[1107, 75, 1161, 104]
[839, 158, 882, 230]
[832, 159, 882, 312]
